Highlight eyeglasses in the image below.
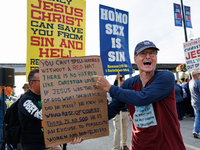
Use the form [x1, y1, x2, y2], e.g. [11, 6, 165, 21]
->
[137, 51, 157, 57]
[30, 80, 40, 82]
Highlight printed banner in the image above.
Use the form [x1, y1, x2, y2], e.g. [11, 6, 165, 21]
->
[99, 4, 133, 75]
[27, 0, 86, 79]
[39, 56, 109, 147]
[183, 37, 200, 73]
[173, 3, 182, 27]
[184, 6, 192, 28]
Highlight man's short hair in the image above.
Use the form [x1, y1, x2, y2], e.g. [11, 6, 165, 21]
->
[28, 69, 39, 84]
[191, 70, 200, 76]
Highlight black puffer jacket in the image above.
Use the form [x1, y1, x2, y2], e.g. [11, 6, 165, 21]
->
[18, 89, 44, 144]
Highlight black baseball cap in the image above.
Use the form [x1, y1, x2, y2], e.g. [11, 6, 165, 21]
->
[134, 40, 159, 56]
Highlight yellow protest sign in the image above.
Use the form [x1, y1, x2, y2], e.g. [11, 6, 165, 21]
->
[27, 0, 86, 79]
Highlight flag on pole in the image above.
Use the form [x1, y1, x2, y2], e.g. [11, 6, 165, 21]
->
[173, 3, 182, 27]
[184, 6, 192, 28]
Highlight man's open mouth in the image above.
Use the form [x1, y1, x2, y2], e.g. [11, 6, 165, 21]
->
[143, 61, 151, 65]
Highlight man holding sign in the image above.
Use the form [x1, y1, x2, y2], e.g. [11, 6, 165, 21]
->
[18, 69, 82, 150]
[93, 40, 186, 150]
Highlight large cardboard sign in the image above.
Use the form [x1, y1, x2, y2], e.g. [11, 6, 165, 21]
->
[184, 37, 200, 72]
[99, 4, 133, 75]
[39, 56, 109, 147]
[27, 0, 86, 79]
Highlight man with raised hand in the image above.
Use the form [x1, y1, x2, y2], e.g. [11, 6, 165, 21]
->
[93, 40, 186, 150]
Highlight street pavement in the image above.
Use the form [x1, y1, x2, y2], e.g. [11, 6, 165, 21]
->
[67, 115, 200, 150]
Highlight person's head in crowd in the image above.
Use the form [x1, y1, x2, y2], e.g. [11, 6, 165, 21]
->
[22, 83, 29, 93]
[134, 40, 159, 75]
[185, 78, 190, 83]
[191, 70, 200, 80]
[28, 69, 40, 95]
[180, 78, 185, 83]
[4, 86, 13, 96]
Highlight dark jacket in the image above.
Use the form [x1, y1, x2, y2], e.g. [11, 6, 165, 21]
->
[18, 89, 44, 144]
[175, 84, 184, 103]
[0, 93, 8, 129]
[184, 82, 191, 100]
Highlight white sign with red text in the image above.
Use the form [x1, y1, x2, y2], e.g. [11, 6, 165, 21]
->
[183, 37, 200, 73]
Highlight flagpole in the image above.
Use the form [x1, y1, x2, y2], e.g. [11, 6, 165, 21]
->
[180, 0, 188, 42]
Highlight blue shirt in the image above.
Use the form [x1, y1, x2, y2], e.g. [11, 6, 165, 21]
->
[108, 70, 175, 119]
[189, 79, 200, 107]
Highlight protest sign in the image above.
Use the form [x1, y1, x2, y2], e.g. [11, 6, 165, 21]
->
[183, 37, 200, 72]
[133, 104, 157, 128]
[27, 0, 86, 79]
[39, 56, 109, 147]
[99, 4, 133, 75]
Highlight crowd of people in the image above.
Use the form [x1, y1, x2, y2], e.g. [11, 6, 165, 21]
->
[0, 40, 199, 150]
[174, 73, 200, 139]
[174, 77, 195, 121]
